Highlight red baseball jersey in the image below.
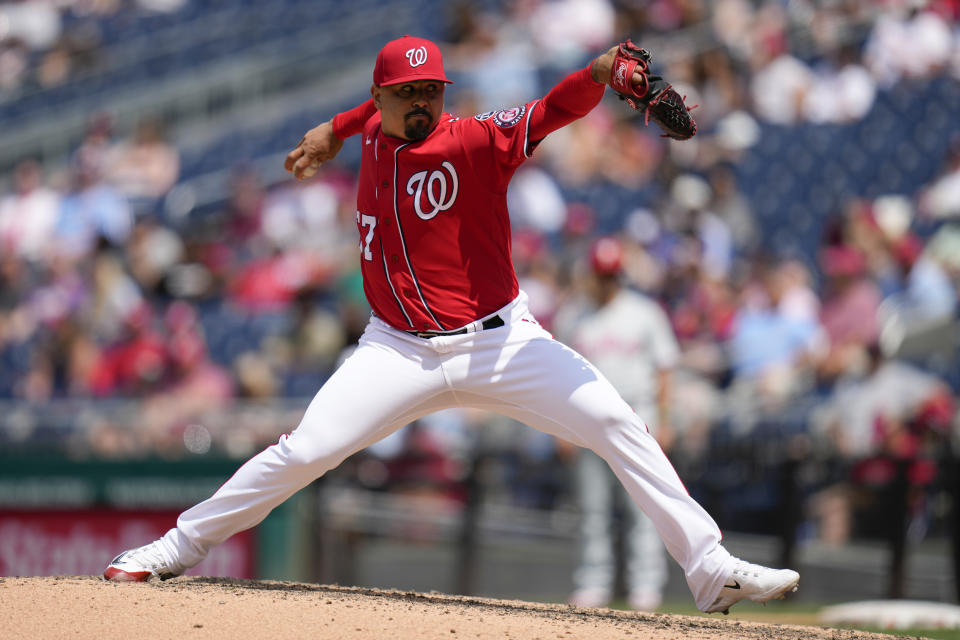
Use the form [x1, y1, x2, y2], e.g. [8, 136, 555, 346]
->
[333, 65, 604, 332]
[354, 103, 542, 332]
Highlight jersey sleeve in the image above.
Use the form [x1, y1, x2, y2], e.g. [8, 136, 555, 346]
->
[459, 63, 605, 190]
[475, 101, 542, 163]
[527, 64, 606, 142]
[457, 99, 546, 192]
[332, 99, 378, 140]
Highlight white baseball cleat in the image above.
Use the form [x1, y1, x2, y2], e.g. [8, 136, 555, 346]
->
[103, 541, 179, 582]
[704, 559, 799, 614]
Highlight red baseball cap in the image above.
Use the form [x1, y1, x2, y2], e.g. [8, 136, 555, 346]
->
[373, 35, 452, 86]
[590, 237, 624, 275]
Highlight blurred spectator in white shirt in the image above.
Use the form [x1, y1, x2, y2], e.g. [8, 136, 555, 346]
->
[926, 224, 960, 292]
[0, 0, 61, 50]
[0, 38, 29, 90]
[920, 138, 960, 219]
[86, 249, 145, 344]
[711, 0, 756, 62]
[864, 6, 953, 87]
[529, 0, 615, 68]
[803, 44, 877, 124]
[260, 167, 358, 269]
[135, 0, 186, 12]
[776, 259, 822, 325]
[751, 52, 813, 124]
[105, 118, 180, 208]
[0, 159, 60, 262]
[125, 217, 185, 296]
[507, 163, 568, 234]
[881, 232, 957, 326]
[812, 346, 953, 460]
[747, 2, 815, 124]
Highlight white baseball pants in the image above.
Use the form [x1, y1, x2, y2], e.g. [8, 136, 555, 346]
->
[157, 292, 734, 610]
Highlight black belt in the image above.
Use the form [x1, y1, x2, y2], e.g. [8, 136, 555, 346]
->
[407, 314, 505, 339]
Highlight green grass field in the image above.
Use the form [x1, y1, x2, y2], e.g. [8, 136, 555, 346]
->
[612, 599, 960, 640]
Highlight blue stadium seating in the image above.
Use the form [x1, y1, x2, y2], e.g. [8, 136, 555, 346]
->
[737, 78, 960, 264]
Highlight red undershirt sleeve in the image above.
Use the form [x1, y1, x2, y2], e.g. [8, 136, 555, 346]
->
[528, 64, 606, 142]
[332, 99, 378, 139]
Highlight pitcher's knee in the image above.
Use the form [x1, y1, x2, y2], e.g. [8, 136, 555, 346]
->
[274, 432, 352, 475]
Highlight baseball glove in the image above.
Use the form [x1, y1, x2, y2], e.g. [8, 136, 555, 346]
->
[610, 39, 698, 141]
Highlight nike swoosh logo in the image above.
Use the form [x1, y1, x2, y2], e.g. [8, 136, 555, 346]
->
[365, 137, 372, 145]
[725, 580, 741, 590]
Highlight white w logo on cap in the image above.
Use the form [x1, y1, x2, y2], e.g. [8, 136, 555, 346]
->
[405, 46, 428, 67]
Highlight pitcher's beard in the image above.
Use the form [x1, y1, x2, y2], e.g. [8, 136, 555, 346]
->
[405, 119, 432, 141]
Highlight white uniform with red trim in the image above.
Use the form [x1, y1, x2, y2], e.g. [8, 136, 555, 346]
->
[152, 96, 736, 612]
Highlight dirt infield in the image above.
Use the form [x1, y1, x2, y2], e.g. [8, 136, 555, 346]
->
[1, 576, 908, 640]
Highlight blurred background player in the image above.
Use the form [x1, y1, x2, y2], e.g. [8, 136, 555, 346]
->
[556, 236, 679, 611]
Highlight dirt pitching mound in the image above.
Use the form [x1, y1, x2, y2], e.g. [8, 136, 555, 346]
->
[2, 576, 898, 640]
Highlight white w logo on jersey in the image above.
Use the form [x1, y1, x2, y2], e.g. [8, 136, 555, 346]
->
[406, 161, 459, 220]
[405, 46, 428, 67]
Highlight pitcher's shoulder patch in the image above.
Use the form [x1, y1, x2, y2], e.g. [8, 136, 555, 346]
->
[493, 105, 526, 127]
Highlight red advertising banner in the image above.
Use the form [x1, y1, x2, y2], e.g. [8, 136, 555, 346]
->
[0, 510, 254, 578]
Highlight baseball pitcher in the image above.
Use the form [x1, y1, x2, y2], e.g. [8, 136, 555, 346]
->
[104, 35, 797, 615]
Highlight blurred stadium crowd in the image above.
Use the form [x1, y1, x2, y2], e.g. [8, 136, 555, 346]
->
[1, 0, 960, 546]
